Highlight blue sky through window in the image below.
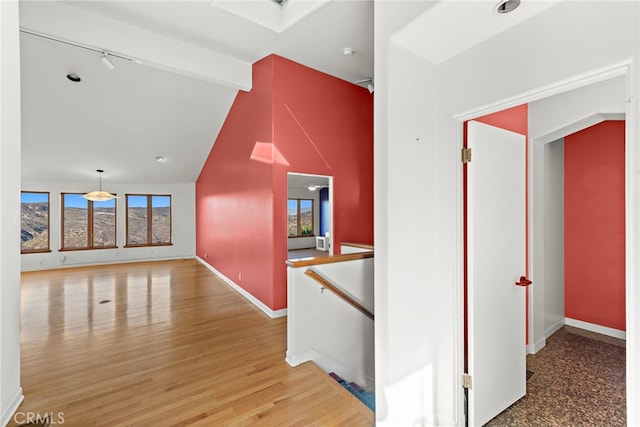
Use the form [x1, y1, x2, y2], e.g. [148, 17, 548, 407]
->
[21, 192, 48, 203]
[152, 195, 170, 208]
[63, 194, 116, 208]
[64, 194, 88, 209]
[287, 199, 297, 216]
[127, 195, 170, 208]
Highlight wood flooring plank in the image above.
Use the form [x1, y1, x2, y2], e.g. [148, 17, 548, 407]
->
[9, 259, 374, 426]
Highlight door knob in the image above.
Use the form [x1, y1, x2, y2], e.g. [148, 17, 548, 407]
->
[515, 276, 532, 287]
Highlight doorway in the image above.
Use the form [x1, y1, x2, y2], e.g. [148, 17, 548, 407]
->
[459, 66, 633, 426]
[529, 76, 627, 351]
[286, 172, 333, 259]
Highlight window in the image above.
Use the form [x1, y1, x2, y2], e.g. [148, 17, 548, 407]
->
[21, 191, 50, 253]
[126, 194, 172, 246]
[61, 193, 117, 250]
[288, 198, 314, 237]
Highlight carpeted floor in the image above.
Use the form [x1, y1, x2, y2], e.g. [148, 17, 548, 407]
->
[486, 326, 626, 426]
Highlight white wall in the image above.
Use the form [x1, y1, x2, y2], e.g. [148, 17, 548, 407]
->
[376, 7, 443, 424]
[341, 244, 372, 254]
[286, 257, 374, 388]
[376, 1, 640, 425]
[528, 77, 626, 143]
[543, 140, 565, 337]
[20, 181, 196, 271]
[1, 1, 24, 424]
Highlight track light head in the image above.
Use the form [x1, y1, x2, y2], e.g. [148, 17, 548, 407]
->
[100, 54, 115, 71]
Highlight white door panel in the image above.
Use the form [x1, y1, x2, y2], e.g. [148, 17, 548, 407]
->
[467, 120, 527, 426]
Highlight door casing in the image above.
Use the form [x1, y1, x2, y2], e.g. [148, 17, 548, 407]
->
[454, 60, 638, 426]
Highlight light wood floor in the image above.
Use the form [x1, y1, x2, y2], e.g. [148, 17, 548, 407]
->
[11, 259, 373, 426]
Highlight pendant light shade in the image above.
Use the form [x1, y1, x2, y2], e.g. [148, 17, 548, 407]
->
[83, 169, 116, 202]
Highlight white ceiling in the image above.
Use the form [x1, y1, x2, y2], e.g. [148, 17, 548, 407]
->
[392, 0, 560, 64]
[18, 0, 565, 187]
[19, 0, 374, 185]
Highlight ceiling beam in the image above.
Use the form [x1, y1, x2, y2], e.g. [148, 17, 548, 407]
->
[19, 1, 252, 91]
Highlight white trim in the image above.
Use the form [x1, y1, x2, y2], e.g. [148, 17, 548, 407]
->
[534, 112, 626, 146]
[527, 338, 545, 355]
[526, 318, 566, 354]
[287, 171, 334, 255]
[565, 318, 626, 341]
[286, 348, 375, 390]
[625, 54, 640, 427]
[20, 255, 194, 272]
[0, 388, 23, 427]
[454, 60, 631, 121]
[285, 350, 303, 367]
[545, 318, 565, 339]
[196, 257, 287, 319]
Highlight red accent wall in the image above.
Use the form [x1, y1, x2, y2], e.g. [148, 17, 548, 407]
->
[565, 120, 625, 331]
[196, 55, 373, 311]
[474, 104, 528, 136]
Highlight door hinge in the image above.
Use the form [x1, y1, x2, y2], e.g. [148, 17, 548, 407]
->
[462, 373, 472, 389]
[461, 148, 472, 163]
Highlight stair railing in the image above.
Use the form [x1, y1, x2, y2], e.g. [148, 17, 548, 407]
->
[304, 269, 374, 321]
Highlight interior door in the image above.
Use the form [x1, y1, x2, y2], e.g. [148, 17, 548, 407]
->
[467, 120, 527, 426]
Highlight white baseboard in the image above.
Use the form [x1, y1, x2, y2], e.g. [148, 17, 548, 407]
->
[545, 318, 565, 338]
[1, 387, 23, 427]
[196, 257, 287, 319]
[286, 348, 374, 390]
[565, 317, 626, 340]
[285, 350, 303, 367]
[21, 255, 194, 272]
[527, 337, 546, 354]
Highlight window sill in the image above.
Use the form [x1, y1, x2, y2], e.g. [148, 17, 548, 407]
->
[21, 249, 52, 254]
[124, 243, 173, 248]
[59, 246, 118, 251]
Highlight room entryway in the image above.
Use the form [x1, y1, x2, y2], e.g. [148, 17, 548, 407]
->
[461, 68, 631, 426]
[287, 172, 333, 257]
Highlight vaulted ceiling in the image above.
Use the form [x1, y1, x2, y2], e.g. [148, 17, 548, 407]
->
[19, 1, 577, 187]
[19, 0, 374, 185]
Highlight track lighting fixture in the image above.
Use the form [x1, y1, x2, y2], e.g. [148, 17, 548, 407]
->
[355, 78, 374, 94]
[100, 53, 115, 71]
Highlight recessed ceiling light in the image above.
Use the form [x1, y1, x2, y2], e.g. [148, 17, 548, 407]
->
[66, 73, 81, 82]
[155, 156, 166, 162]
[496, 0, 521, 14]
[343, 47, 354, 56]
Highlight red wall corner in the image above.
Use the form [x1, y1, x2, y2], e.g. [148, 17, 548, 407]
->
[196, 54, 373, 311]
[565, 120, 626, 331]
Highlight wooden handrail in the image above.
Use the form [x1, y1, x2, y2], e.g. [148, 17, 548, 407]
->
[304, 269, 374, 321]
[286, 251, 373, 268]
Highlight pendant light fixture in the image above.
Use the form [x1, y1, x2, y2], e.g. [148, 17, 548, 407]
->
[83, 169, 117, 202]
[307, 184, 328, 191]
